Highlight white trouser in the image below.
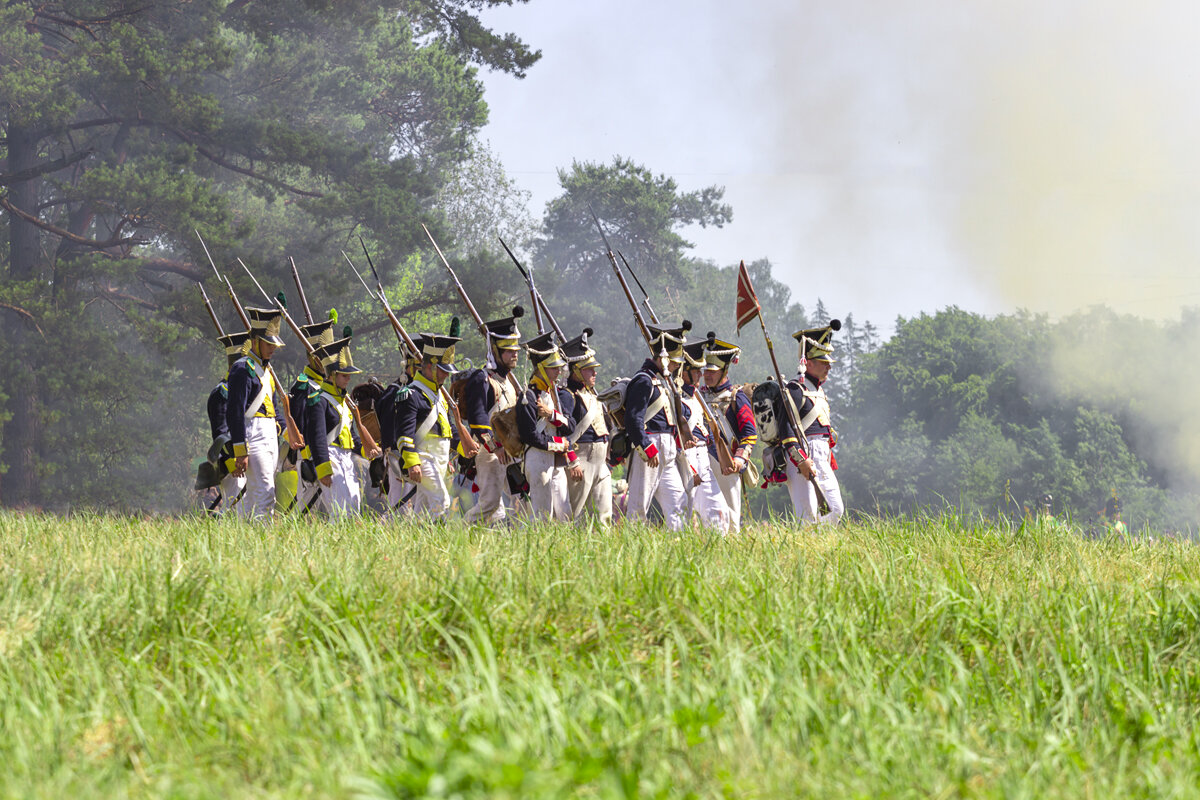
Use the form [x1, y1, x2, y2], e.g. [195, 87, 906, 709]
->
[315, 448, 361, 519]
[525, 448, 570, 521]
[713, 465, 743, 531]
[411, 437, 451, 518]
[684, 446, 731, 533]
[568, 440, 613, 526]
[627, 432, 688, 531]
[238, 416, 278, 520]
[218, 471, 246, 515]
[785, 437, 844, 525]
[465, 446, 509, 524]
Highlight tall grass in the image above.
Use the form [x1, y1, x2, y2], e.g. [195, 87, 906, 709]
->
[1, 510, 1198, 798]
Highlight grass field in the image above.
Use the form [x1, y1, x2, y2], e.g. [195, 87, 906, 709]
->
[1, 511, 1199, 798]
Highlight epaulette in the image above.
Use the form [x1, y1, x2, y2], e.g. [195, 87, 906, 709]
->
[218, 382, 228, 399]
[293, 373, 309, 389]
[246, 359, 259, 378]
[394, 384, 411, 402]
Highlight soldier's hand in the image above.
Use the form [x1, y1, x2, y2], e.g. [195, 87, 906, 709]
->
[461, 438, 480, 458]
[646, 454, 660, 468]
[366, 446, 382, 459]
[723, 457, 744, 476]
[233, 455, 249, 477]
[799, 458, 816, 480]
[568, 464, 584, 482]
[287, 433, 305, 450]
[319, 475, 332, 488]
[408, 465, 423, 483]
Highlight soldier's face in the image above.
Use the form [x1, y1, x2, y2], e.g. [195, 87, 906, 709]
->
[499, 349, 519, 369]
[579, 366, 597, 388]
[335, 372, 352, 390]
[543, 365, 562, 383]
[257, 340, 278, 361]
[683, 366, 703, 386]
[703, 369, 724, 388]
[808, 360, 831, 382]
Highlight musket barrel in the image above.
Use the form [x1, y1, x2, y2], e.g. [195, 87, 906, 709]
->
[289, 257, 315, 325]
[422, 223, 486, 334]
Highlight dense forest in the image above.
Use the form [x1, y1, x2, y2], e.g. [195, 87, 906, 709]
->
[2, 0, 1197, 532]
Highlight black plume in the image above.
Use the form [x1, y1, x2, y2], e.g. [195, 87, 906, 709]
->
[512, 305, 525, 318]
[705, 331, 716, 345]
[583, 327, 594, 337]
[829, 319, 842, 331]
[681, 319, 693, 332]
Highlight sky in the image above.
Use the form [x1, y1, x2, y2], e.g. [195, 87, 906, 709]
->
[477, 0, 1200, 331]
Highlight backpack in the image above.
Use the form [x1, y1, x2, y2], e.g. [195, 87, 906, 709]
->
[751, 380, 788, 444]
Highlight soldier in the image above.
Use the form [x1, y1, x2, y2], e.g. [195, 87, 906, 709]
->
[301, 334, 380, 517]
[516, 331, 575, 521]
[285, 314, 337, 512]
[782, 320, 845, 525]
[700, 336, 758, 531]
[624, 320, 691, 530]
[375, 338, 422, 514]
[561, 328, 613, 526]
[680, 336, 731, 532]
[199, 330, 252, 514]
[393, 327, 461, 518]
[461, 306, 525, 525]
[225, 306, 293, 519]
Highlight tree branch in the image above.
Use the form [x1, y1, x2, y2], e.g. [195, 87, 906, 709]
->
[0, 195, 146, 249]
[0, 149, 94, 184]
[0, 302, 46, 339]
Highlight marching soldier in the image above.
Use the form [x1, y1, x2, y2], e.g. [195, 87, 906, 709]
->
[393, 326, 461, 518]
[782, 320, 845, 525]
[624, 320, 691, 530]
[200, 330, 252, 514]
[285, 314, 337, 511]
[225, 306, 293, 519]
[461, 306, 525, 525]
[561, 328, 613, 526]
[700, 336, 758, 531]
[516, 331, 575, 521]
[680, 337, 732, 532]
[301, 334, 380, 517]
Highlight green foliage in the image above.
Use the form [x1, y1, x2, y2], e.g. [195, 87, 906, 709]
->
[0, 0, 538, 506]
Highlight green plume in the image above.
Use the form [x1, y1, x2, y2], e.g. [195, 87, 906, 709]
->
[343, 325, 352, 338]
[449, 316, 461, 338]
[276, 291, 287, 308]
[328, 308, 337, 323]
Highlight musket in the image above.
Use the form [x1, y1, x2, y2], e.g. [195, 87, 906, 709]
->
[618, 251, 660, 326]
[239, 260, 380, 458]
[422, 224, 486, 334]
[195, 230, 304, 451]
[416, 225, 483, 456]
[197, 282, 227, 338]
[342, 248, 420, 360]
[289, 257, 315, 325]
[499, 237, 565, 342]
[589, 206, 693, 449]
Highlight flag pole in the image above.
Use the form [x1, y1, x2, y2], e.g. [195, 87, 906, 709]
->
[738, 261, 830, 515]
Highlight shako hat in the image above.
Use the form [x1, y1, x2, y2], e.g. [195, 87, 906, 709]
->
[317, 326, 363, 375]
[646, 319, 692, 360]
[483, 305, 524, 352]
[704, 335, 741, 372]
[218, 330, 252, 367]
[246, 306, 286, 346]
[299, 310, 338, 350]
[562, 327, 599, 371]
[418, 317, 463, 373]
[792, 319, 841, 363]
[681, 333, 714, 369]
[523, 330, 567, 370]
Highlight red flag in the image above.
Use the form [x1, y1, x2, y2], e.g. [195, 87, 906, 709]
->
[735, 260, 761, 335]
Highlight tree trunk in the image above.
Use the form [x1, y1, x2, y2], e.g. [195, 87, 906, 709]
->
[2, 123, 42, 507]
